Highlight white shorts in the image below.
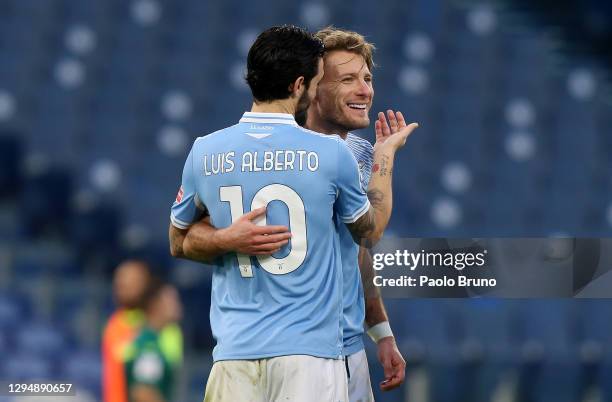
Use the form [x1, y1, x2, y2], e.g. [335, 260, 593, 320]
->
[346, 349, 375, 402]
[204, 355, 349, 402]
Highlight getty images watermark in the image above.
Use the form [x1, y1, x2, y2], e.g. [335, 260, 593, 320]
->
[371, 248, 495, 288]
[370, 238, 612, 298]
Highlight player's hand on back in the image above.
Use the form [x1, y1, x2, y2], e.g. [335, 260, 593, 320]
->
[377, 336, 406, 391]
[374, 110, 418, 152]
[216, 207, 292, 256]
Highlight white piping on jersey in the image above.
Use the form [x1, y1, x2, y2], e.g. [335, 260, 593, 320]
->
[346, 132, 372, 147]
[239, 112, 298, 126]
[239, 118, 298, 126]
[340, 199, 371, 224]
[242, 112, 295, 119]
[295, 125, 343, 141]
[194, 125, 237, 143]
[170, 213, 191, 229]
[345, 132, 374, 187]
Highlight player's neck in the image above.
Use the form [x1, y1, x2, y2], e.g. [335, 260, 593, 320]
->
[306, 115, 349, 140]
[250, 100, 295, 116]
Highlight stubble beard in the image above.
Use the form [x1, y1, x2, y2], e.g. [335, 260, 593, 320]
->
[328, 102, 370, 134]
[295, 90, 310, 127]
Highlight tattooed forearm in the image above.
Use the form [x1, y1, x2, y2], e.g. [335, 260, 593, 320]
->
[347, 210, 376, 246]
[347, 148, 397, 246]
[350, 189, 388, 247]
[378, 154, 391, 177]
[367, 189, 385, 208]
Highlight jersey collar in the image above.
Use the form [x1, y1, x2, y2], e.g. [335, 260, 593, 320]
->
[239, 112, 298, 126]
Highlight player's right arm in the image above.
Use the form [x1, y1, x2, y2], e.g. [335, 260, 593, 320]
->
[169, 208, 292, 263]
[168, 143, 291, 262]
[345, 111, 418, 247]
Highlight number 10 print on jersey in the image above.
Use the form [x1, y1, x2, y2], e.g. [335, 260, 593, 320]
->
[220, 184, 307, 277]
[170, 112, 370, 361]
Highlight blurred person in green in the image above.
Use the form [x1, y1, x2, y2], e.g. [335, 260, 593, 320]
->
[124, 277, 183, 402]
[103, 260, 183, 402]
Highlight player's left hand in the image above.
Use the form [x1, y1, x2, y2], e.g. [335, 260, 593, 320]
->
[374, 109, 418, 152]
[377, 336, 406, 391]
[375, 110, 405, 143]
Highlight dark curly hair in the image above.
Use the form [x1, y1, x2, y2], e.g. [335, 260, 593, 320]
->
[246, 25, 324, 102]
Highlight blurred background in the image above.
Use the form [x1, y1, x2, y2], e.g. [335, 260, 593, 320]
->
[1, 0, 612, 401]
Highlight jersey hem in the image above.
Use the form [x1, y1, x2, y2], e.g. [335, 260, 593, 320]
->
[343, 337, 365, 356]
[212, 348, 343, 362]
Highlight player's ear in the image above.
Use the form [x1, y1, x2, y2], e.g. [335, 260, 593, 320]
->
[288, 76, 305, 98]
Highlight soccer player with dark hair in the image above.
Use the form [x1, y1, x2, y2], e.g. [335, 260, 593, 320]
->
[169, 25, 417, 402]
[174, 27, 408, 401]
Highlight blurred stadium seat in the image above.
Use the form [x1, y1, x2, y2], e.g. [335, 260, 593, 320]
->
[2, 354, 53, 381]
[16, 322, 67, 359]
[20, 166, 73, 238]
[62, 349, 102, 395]
[0, 132, 23, 199]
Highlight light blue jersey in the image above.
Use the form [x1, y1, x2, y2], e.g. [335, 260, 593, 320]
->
[171, 112, 370, 361]
[338, 133, 374, 356]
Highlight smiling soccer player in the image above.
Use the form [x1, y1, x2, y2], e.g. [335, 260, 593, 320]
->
[307, 27, 407, 401]
[169, 25, 417, 402]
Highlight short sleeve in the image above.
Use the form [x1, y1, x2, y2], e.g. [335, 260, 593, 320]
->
[334, 140, 371, 223]
[170, 146, 206, 229]
[361, 141, 374, 188]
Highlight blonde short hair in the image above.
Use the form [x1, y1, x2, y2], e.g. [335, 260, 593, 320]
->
[315, 26, 376, 70]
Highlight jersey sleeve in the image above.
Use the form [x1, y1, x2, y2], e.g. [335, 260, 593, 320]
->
[361, 140, 374, 188]
[170, 146, 206, 229]
[334, 139, 371, 224]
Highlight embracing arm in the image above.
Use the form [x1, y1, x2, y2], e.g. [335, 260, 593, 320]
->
[169, 207, 292, 263]
[169, 224, 188, 259]
[169, 217, 227, 263]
